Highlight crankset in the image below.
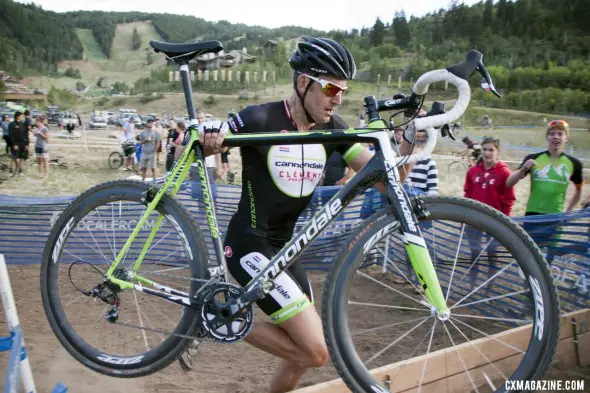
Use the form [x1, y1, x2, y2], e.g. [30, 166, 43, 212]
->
[197, 282, 254, 343]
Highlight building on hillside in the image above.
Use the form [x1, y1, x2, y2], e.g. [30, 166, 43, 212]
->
[260, 40, 278, 59]
[195, 48, 257, 71]
[0, 70, 47, 103]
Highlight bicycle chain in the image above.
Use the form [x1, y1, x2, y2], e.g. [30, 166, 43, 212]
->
[109, 270, 245, 344]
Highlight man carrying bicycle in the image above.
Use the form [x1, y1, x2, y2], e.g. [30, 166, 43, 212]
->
[178, 36, 415, 393]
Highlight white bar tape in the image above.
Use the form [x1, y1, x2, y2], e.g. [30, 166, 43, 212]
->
[413, 70, 471, 131]
[394, 127, 437, 165]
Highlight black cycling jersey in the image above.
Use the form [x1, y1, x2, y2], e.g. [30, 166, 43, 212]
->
[223, 100, 363, 322]
[226, 100, 363, 243]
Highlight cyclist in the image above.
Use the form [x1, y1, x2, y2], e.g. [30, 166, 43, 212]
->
[506, 119, 584, 263]
[460, 136, 482, 165]
[178, 36, 416, 393]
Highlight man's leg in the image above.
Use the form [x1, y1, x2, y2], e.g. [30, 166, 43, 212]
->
[244, 307, 329, 393]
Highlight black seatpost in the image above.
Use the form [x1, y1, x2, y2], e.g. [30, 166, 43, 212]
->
[178, 59, 196, 121]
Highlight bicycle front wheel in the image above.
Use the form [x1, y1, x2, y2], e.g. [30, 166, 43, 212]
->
[323, 196, 559, 393]
[41, 180, 208, 377]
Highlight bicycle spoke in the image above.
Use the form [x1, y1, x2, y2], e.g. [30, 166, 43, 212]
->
[452, 313, 532, 325]
[445, 223, 465, 302]
[348, 301, 429, 312]
[459, 237, 493, 282]
[447, 318, 509, 382]
[132, 289, 150, 351]
[417, 319, 438, 393]
[453, 289, 530, 310]
[365, 317, 431, 366]
[357, 270, 430, 309]
[376, 246, 427, 297]
[95, 209, 116, 260]
[452, 260, 516, 308]
[351, 316, 430, 337]
[82, 223, 113, 266]
[450, 317, 526, 354]
[442, 322, 480, 393]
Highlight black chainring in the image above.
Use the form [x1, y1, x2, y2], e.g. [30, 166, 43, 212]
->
[198, 282, 254, 343]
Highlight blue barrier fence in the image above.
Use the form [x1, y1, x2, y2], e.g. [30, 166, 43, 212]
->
[0, 182, 588, 318]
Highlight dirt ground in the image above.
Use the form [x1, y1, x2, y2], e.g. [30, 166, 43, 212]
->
[1, 265, 589, 393]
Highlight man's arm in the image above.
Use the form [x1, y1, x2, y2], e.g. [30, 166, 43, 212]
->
[566, 186, 582, 212]
[566, 157, 584, 211]
[506, 158, 535, 188]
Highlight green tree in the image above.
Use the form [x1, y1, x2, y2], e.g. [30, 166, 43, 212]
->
[483, 0, 494, 28]
[369, 18, 386, 45]
[132, 27, 141, 51]
[392, 10, 411, 48]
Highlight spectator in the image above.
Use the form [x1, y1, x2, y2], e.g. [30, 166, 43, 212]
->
[33, 116, 50, 178]
[139, 119, 161, 182]
[464, 137, 515, 215]
[121, 117, 136, 171]
[8, 111, 28, 176]
[506, 119, 584, 263]
[220, 150, 233, 182]
[464, 137, 515, 292]
[155, 116, 164, 166]
[406, 129, 438, 197]
[1, 115, 10, 154]
[165, 120, 183, 172]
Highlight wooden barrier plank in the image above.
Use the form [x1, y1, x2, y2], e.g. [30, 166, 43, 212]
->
[293, 309, 589, 393]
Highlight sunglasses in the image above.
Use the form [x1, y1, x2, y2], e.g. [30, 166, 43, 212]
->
[548, 120, 568, 128]
[302, 74, 347, 97]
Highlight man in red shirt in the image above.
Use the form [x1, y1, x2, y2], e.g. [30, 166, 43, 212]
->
[463, 136, 515, 293]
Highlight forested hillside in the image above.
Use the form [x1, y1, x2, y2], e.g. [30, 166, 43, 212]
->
[0, 0, 83, 73]
[1, 0, 589, 112]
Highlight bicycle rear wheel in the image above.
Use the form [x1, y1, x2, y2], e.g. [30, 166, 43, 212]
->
[41, 180, 208, 377]
[323, 196, 559, 393]
[108, 151, 124, 170]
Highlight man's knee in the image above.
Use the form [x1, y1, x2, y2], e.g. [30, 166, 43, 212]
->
[305, 345, 330, 368]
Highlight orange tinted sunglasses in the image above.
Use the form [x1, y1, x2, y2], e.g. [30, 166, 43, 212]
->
[303, 74, 347, 97]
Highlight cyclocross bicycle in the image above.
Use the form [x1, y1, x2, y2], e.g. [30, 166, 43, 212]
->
[41, 39, 559, 393]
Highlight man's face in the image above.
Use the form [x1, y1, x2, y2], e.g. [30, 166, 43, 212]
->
[301, 74, 347, 124]
[393, 129, 404, 144]
[546, 129, 567, 150]
[15, 115, 22, 122]
[196, 113, 205, 124]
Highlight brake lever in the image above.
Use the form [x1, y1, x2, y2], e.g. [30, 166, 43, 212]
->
[440, 124, 456, 141]
[477, 61, 501, 98]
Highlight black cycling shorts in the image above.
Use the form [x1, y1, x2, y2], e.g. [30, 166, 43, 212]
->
[221, 151, 229, 164]
[224, 228, 313, 325]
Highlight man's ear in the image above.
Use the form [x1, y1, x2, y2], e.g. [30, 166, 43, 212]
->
[296, 74, 309, 94]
